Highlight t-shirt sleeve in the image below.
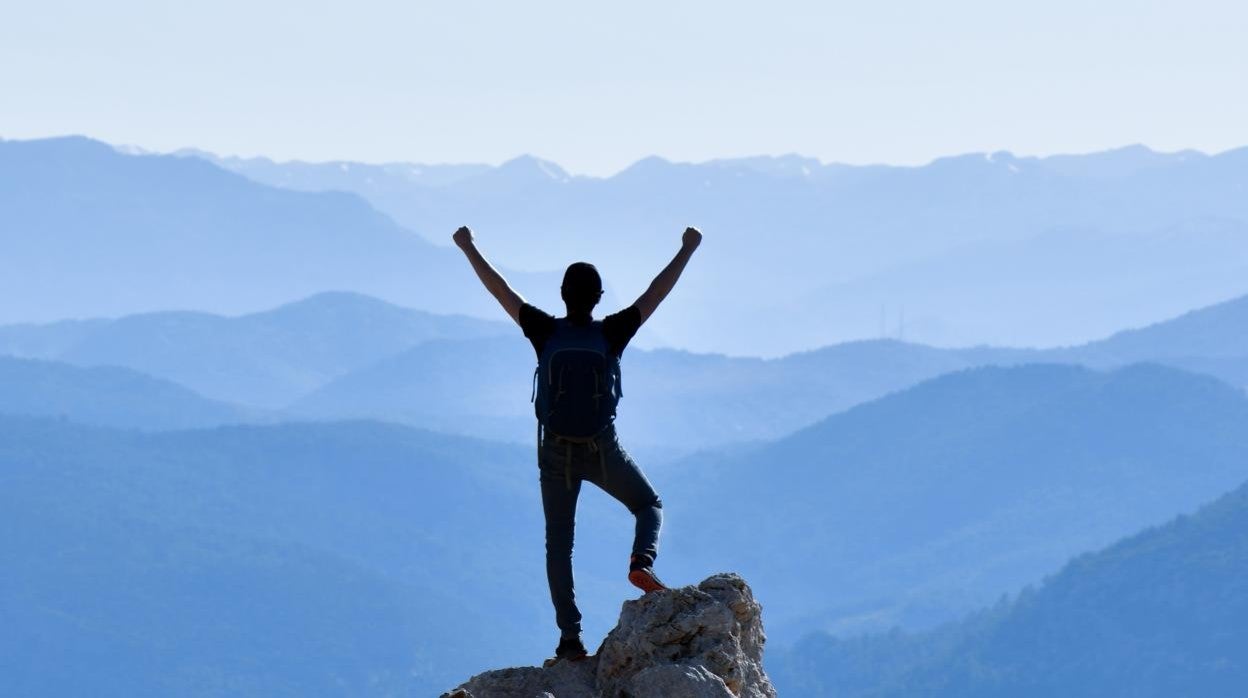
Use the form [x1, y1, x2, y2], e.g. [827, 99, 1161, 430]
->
[602, 305, 643, 356]
[519, 303, 557, 355]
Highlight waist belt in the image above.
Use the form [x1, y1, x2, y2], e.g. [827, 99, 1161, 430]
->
[538, 422, 609, 491]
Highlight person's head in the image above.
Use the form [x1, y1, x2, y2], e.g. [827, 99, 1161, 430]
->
[561, 262, 603, 317]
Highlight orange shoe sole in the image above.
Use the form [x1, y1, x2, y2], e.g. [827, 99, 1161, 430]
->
[628, 569, 668, 594]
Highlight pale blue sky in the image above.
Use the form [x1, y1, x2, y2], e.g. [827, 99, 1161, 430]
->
[2, 0, 1245, 175]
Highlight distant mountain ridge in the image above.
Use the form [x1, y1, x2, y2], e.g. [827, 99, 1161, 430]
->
[198, 142, 1235, 195]
[176, 147, 494, 188]
[1064, 286, 1248, 360]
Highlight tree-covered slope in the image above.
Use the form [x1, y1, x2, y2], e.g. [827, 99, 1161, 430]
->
[770, 479, 1248, 697]
[0, 417, 549, 696]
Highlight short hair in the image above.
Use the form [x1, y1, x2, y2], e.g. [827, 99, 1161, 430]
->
[561, 262, 603, 314]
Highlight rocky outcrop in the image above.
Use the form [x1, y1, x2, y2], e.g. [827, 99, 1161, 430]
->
[442, 573, 775, 698]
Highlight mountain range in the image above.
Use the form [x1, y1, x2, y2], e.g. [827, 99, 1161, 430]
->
[8, 133, 1248, 694]
[7, 135, 1248, 353]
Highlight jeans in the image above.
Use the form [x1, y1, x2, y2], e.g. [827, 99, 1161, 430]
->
[539, 423, 663, 639]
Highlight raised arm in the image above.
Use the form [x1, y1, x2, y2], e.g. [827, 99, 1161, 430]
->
[634, 227, 702, 325]
[453, 226, 525, 324]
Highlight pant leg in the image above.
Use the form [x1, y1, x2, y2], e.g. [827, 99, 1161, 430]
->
[585, 426, 663, 562]
[539, 437, 583, 638]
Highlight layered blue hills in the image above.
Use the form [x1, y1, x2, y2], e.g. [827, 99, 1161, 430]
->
[252, 290, 1248, 450]
[5, 359, 1248, 695]
[7, 135, 1248, 352]
[657, 363, 1248, 640]
[198, 142, 1248, 353]
[7, 289, 1248, 453]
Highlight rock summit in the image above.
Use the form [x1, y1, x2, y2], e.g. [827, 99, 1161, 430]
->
[442, 573, 775, 698]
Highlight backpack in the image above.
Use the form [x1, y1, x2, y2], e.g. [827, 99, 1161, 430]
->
[532, 318, 623, 438]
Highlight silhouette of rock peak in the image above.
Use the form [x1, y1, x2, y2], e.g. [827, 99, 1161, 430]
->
[442, 573, 776, 698]
[497, 154, 571, 182]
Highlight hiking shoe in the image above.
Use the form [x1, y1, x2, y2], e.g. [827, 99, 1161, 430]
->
[542, 635, 589, 667]
[628, 554, 668, 594]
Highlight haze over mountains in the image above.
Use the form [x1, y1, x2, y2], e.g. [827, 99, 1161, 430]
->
[192, 141, 1248, 353]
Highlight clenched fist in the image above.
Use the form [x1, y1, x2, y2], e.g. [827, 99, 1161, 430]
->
[453, 226, 474, 249]
[682, 226, 703, 250]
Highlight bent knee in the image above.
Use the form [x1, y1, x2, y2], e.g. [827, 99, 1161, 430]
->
[630, 494, 662, 514]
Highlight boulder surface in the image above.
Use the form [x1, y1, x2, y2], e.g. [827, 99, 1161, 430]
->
[442, 573, 775, 698]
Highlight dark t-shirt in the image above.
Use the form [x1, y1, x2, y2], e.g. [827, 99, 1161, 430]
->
[519, 303, 642, 357]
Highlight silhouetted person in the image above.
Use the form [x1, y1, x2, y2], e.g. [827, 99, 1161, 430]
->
[453, 225, 702, 664]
